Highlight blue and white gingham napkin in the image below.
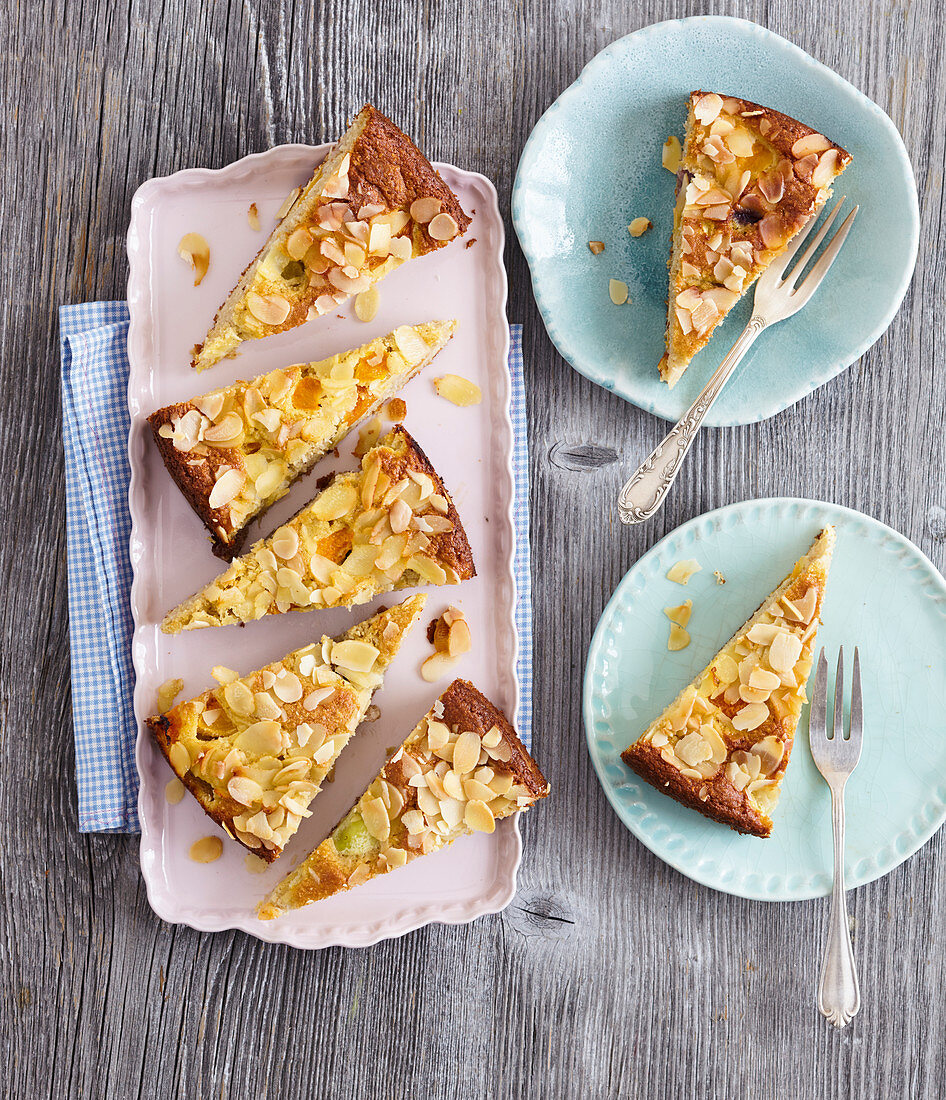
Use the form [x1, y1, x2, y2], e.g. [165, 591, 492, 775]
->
[60, 306, 533, 833]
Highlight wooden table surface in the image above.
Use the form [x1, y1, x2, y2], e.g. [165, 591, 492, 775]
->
[5, 1, 944, 1096]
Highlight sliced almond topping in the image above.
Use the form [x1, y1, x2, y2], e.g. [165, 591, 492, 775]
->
[768, 631, 803, 674]
[811, 148, 841, 188]
[331, 640, 379, 675]
[189, 836, 223, 863]
[178, 233, 210, 286]
[362, 797, 390, 841]
[235, 720, 283, 755]
[724, 127, 755, 157]
[246, 291, 291, 327]
[207, 469, 245, 511]
[465, 799, 495, 833]
[751, 735, 785, 775]
[409, 197, 442, 224]
[427, 213, 459, 241]
[749, 667, 781, 692]
[694, 93, 723, 125]
[608, 278, 629, 305]
[434, 374, 482, 407]
[746, 623, 784, 645]
[452, 731, 481, 776]
[228, 775, 264, 807]
[273, 668, 303, 703]
[168, 741, 190, 775]
[791, 133, 832, 159]
[731, 702, 769, 732]
[667, 559, 701, 585]
[271, 526, 300, 561]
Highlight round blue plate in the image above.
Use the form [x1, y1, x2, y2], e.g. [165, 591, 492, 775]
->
[513, 17, 919, 426]
[583, 499, 946, 901]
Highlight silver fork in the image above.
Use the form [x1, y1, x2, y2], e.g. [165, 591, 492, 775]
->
[617, 197, 858, 524]
[809, 646, 863, 1028]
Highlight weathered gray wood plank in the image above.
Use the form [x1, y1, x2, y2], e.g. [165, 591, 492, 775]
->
[1, 0, 944, 1097]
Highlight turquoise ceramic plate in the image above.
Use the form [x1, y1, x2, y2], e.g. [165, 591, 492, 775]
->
[583, 499, 946, 901]
[512, 17, 919, 427]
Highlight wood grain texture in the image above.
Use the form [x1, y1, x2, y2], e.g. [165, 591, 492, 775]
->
[2, 0, 944, 1097]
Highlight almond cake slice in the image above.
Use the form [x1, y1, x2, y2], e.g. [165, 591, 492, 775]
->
[192, 104, 471, 372]
[147, 594, 426, 862]
[660, 92, 851, 387]
[161, 427, 474, 634]
[150, 321, 456, 560]
[622, 528, 835, 837]
[257, 679, 549, 918]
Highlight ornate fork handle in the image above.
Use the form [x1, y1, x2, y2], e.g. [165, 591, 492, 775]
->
[818, 782, 861, 1027]
[618, 316, 766, 525]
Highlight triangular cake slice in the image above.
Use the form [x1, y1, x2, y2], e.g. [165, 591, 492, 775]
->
[258, 679, 550, 919]
[150, 321, 456, 560]
[192, 105, 471, 372]
[660, 92, 851, 387]
[147, 594, 425, 861]
[161, 427, 474, 634]
[622, 528, 835, 836]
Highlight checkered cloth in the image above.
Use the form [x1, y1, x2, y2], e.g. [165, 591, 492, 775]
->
[60, 305, 533, 832]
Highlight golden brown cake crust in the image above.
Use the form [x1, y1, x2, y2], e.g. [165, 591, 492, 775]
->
[621, 529, 834, 838]
[348, 106, 471, 248]
[191, 105, 471, 369]
[147, 406, 244, 559]
[383, 426, 476, 584]
[258, 678, 549, 915]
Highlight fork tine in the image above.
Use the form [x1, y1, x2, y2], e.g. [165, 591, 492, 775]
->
[759, 207, 822, 283]
[811, 647, 828, 739]
[784, 195, 846, 285]
[849, 647, 863, 749]
[833, 647, 845, 740]
[789, 206, 858, 309]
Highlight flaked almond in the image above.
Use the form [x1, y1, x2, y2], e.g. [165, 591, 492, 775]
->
[286, 227, 313, 261]
[228, 775, 264, 807]
[811, 148, 841, 188]
[354, 286, 380, 322]
[447, 618, 472, 657]
[434, 374, 482, 407]
[165, 777, 185, 805]
[588, 240, 605, 255]
[247, 203, 261, 231]
[628, 218, 651, 237]
[427, 213, 459, 241]
[409, 197, 442, 224]
[246, 291, 291, 326]
[178, 233, 210, 286]
[608, 278, 629, 305]
[452, 731, 482, 776]
[731, 702, 769, 732]
[421, 651, 457, 683]
[664, 600, 692, 628]
[168, 741, 190, 775]
[189, 836, 223, 863]
[203, 413, 243, 444]
[331, 640, 379, 674]
[768, 630, 803, 673]
[465, 799, 495, 833]
[668, 623, 690, 651]
[667, 559, 702, 585]
[725, 128, 755, 158]
[662, 135, 682, 173]
[208, 468, 246, 510]
[276, 186, 301, 219]
[157, 677, 184, 714]
[694, 93, 723, 125]
[271, 526, 299, 561]
[235, 720, 283, 756]
[353, 416, 383, 458]
[791, 132, 832, 159]
[244, 853, 267, 873]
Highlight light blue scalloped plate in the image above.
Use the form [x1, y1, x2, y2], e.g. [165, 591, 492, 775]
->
[513, 17, 919, 426]
[584, 499, 946, 900]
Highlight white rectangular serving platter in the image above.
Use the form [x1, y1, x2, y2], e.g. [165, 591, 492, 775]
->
[126, 144, 521, 948]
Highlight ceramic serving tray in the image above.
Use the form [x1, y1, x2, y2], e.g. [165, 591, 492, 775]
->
[584, 499, 946, 901]
[126, 145, 522, 948]
[513, 16, 919, 426]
